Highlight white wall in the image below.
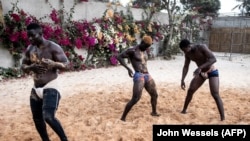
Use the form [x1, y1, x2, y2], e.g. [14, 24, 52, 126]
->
[0, 0, 169, 68]
[0, 43, 14, 68]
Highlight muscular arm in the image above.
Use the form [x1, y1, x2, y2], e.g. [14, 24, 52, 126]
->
[21, 56, 33, 74]
[181, 55, 191, 82]
[117, 48, 134, 77]
[42, 42, 69, 71]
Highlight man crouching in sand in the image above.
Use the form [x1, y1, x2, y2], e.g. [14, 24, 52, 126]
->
[179, 39, 225, 121]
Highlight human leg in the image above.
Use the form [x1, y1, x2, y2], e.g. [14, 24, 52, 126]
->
[30, 89, 50, 141]
[181, 76, 205, 113]
[144, 78, 159, 116]
[120, 80, 144, 121]
[209, 77, 225, 121]
[43, 88, 68, 141]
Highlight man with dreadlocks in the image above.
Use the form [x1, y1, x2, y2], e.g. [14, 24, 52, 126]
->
[117, 35, 160, 121]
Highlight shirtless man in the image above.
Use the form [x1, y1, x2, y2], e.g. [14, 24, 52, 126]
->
[21, 23, 69, 141]
[179, 39, 225, 121]
[117, 35, 160, 121]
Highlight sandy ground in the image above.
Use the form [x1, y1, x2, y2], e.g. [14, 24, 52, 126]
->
[0, 53, 250, 141]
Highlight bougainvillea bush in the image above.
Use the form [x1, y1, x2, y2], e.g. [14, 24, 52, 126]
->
[0, 1, 164, 79]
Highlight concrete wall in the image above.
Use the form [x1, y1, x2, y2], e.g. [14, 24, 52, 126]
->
[0, 0, 168, 68]
[212, 16, 250, 28]
[1, 0, 169, 23]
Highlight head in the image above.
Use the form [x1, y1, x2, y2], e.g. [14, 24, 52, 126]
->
[139, 35, 153, 51]
[27, 23, 43, 45]
[179, 39, 191, 53]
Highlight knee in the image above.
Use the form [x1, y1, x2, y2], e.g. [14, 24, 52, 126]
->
[187, 88, 196, 94]
[43, 112, 54, 123]
[187, 88, 194, 93]
[33, 117, 44, 124]
[130, 97, 140, 104]
[151, 93, 158, 100]
[212, 93, 220, 100]
[155, 93, 158, 98]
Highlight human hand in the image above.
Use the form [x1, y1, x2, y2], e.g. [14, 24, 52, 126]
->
[41, 58, 55, 68]
[181, 81, 185, 90]
[193, 68, 201, 76]
[30, 63, 47, 74]
[128, 69, 133, 78]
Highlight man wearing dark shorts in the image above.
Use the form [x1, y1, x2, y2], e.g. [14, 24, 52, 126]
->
[179, 39, 225, 121]
[21, 23, 69, 141]
[117, 35, 160, 121]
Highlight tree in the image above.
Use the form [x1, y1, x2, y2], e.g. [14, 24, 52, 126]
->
[131, 0, 184, 58]
[232, 0, 250, 16]
[180, 0, 221, 16]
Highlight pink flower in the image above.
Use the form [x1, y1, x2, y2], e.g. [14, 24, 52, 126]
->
[108, 43, 115, 51]
[87, 37, 96, 47]
[75, 38, 83, 49]
[90, 25, 96, 31]
[65, 51, 70, 57]
[20, 10, 27, 16]
[75, 22, 84, 32]
[11, 13, 21, 22]
[59, 37, 70, 46]
[10, 32, 19, 42]
[42, 24, 54, 39]
[50, 9, 60, 24]
[110, 56, 118, 65]
[25, 17, 32, 25]
[114, 17, 123, 24]
[117, 32, 123, 37]
[54, 26, 63, 36]
[20, 31, 28, 40]
[78, 55, 84, 61]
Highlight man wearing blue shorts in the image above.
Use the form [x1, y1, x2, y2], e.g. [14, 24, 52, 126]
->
[179, 39, 225, 121]
[117, 35, 160, 121]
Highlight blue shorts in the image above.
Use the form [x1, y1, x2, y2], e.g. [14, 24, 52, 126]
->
[133, 72, 152, 82]
[207, 69, 219, 78]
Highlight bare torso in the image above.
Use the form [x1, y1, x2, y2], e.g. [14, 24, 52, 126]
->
[130, 47, 148, 73]
[27, 41, 60, 87]
[185, 45, 214, 72]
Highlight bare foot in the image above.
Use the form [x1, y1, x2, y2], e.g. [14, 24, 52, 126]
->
[181, 111, 187, 114]
[151, 112, 160, 116]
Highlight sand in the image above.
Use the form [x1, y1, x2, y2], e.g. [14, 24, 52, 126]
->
[0, 53, 250, 141]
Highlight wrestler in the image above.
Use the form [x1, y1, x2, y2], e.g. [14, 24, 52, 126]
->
[179, 39, 225, 121]
[21, 23, 69, 141]
[117, 35, 160, 121]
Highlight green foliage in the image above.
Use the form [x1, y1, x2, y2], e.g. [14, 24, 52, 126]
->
[0, 67, 23, 80]
[180, 0, 221, 15]
[233, 0, 250, 16]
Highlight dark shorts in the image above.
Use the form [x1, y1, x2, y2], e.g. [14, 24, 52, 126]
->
[207, 69, 219, 78]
